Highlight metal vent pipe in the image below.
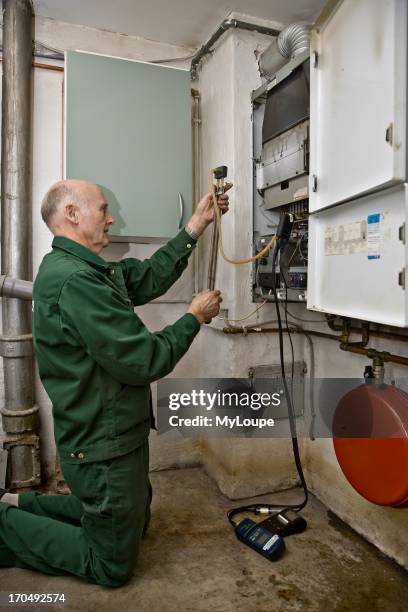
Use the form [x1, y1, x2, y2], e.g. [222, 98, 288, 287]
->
[191, 18, 280, 79]
[1, 0, 40, 490]
[277, 23, 311, 59]
[259, 22, 311, 80]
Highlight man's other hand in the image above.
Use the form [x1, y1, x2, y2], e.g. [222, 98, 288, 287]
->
[186, 185, 232, 238]
[188, 290, 223, 324]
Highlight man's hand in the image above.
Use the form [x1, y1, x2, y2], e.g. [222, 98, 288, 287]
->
[186, 185, 232, 238]
[188, 290, 223, 324]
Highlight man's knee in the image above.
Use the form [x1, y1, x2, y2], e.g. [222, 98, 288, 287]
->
[96, 571, 131, 588]
[94, 555, 136, 588]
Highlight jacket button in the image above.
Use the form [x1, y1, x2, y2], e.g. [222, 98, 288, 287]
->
[186, 243, 192, 249]
[77, 452, 85, 460]
[70, 453, 75, 458]
[109, 269, 115, 276]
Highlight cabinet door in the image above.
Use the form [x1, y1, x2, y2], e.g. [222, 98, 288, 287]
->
[65, 51, 192, 241]
[307, 184, 408, 326]
[309, 0, 407, 213]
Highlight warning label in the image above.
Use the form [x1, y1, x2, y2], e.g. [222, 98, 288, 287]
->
[324, 220, 367, 256]
[367, 213, 381, 260]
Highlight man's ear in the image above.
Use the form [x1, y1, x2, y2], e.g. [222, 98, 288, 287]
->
[64, 203, 79, 225]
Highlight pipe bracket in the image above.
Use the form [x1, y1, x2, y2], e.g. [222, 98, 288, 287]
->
[0, 405, 39, 418]
[1, 433, 41, 489]
[0, 333, 33, 357]
[0, 405, 39, 435]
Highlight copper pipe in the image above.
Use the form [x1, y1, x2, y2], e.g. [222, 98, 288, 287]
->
[223, 326, 340, 341]
[33, 61, 64, 72]
[0, 58, 64, 72]
[222, 326, 408, 367]
[326, 314, 408, 343]
[350, 327, 407, 342]
[364, 328, 408, 342]
[339, 319, 370, 347]
[339, 318, 351, 343]
[339, 345, 408, 367]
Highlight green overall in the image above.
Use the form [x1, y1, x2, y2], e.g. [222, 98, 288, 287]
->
[0, 229, 199, 586]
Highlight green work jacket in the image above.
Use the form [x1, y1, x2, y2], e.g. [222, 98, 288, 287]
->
[32, 229, 200, 465]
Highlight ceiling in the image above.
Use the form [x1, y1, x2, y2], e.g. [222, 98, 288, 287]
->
[32, 0, 326, 49]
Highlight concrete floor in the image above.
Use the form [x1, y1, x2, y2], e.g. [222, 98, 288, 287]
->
[1, 467, 408, 612]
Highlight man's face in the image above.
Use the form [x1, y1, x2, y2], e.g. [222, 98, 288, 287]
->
[78, 186, 115, 254]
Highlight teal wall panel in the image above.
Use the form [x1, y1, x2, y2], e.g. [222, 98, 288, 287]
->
[65, 51, 192, 241]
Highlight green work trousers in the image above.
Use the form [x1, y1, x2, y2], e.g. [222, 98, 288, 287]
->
[0, 441, 150, 587]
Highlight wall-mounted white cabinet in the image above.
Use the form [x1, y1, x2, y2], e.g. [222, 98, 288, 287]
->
[65, 51, 193, 242]
[307, 184, 408, 326]
[309, 0, 408, 213]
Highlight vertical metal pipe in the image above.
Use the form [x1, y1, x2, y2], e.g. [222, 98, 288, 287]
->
[1, 0, 33, 334]
[1, 0, 40, 489]
[192, 89, 201, 295]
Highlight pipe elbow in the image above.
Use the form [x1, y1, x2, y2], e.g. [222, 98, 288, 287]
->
[222, 19, 236, 29]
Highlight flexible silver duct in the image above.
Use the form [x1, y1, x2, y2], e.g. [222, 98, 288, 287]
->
[277, 23, 311, 59]
[259, 22, 311, 80]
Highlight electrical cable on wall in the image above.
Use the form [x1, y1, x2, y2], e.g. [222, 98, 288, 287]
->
[283, 274, 295, 397]
[205, 169, 310, 536]
[205, 166, 311, 556]
[211, 193, 309, 534]
[216, 291, 272, 324]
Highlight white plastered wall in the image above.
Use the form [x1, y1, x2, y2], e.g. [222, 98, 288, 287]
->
[195, 27, 408, 569]
[197, 29, 307, 499]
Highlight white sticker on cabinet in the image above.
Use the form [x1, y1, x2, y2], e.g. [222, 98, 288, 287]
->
[367, 213, 381, 260]
[324, 220, 368, 256]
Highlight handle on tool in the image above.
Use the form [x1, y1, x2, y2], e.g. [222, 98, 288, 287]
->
[213, 165, 228, 180]
[207, 223, 219, 291]
[205, 166, 228, 322]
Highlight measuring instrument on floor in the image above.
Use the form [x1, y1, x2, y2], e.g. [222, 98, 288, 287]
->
[234, 517, 285, 561]
[229, 506, 307, 562]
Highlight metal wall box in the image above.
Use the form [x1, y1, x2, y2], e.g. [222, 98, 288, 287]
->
[249, 362, 306, 420]
[263, 175, 308, 211]
[307, 184, 408, 326]
[252, 53, 310, 304]
[257, 121, 309, 194]
[309, 0, 408, 213]
[65, 51, 193, 242]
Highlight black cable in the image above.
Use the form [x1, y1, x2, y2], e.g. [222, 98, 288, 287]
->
[227, 225, 309, 528]
[281, 252, 295, 385]
[269, 244, 308, 507]
[283, 275, 295, 404]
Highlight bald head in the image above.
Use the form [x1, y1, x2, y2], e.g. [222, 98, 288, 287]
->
[41, 179, 114, 254]
[41, 179, 101, 232]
